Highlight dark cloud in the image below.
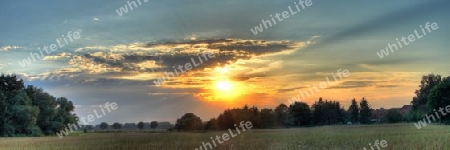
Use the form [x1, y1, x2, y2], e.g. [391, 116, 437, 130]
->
[145, 39, 233, 47]
[376, 85, 399, 88]
[278, 86, 307, 93]
[71, 39, 301, 74]
[329, 81, 374, 89]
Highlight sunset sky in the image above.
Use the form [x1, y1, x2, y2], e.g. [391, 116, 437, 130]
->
[1, 0, 449, 124]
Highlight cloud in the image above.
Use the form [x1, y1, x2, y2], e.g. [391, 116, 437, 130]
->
[376, 85, 399, 88]
[329, 80, 403, 89]
[43, 52, 72, 60]
[64, 39, 305, 80]
[0, 45, 23, 51]
[278, 86, 307, 93]
[329, 81, 374, 89]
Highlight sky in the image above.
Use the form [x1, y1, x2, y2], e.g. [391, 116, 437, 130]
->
[1, 0, 449, 124]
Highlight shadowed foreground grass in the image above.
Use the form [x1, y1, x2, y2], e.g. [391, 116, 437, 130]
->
[0, 124, 448, 150]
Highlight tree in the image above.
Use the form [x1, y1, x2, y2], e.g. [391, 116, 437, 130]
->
[385, 109, 403, 123]
[348, 99, 359, 123]
[247, 106, 260, 128]
[217, 110, 234, 129]
[100, 122, 108, 130]
[25, 85, 59, 135]
[359, 98, 372, 124]
[53, 97, 78, 134]
[204, 118, 219, 130]
[174, 113, 203, 131]
[289, 102, 311, 126]
[0, 88, 6, 136]
[150, 121, 158, 131]
[312, 98, 325, 125]
[0, 75, 77, 137]
[257, 109, 276, 128]
[427, 81, 450, 122]
[274, 104, 289, 126]
[412, 74, 442, 111]
[137, 121, 145, 130]
[9, 90, 41, 136]
[311, 98, 345, 125]
[112, 122, 122, 130]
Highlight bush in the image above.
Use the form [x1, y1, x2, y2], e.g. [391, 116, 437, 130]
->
[386, 109, 403, 123]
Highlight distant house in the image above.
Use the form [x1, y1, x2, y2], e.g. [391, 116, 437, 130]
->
[369, 105, 412, 123]
[123, 123, 137, 130]
[370, 108, 388, 123]
[389, 105, 413, 115]
[398, 105, 413, 115]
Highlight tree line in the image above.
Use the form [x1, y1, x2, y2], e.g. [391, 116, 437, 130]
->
[174, 97, 373, 131]
[2, 73, 449, 136]
[0, 75, 77, 137]
[93, 121, 160, 131]
[175, 73, 450, 131]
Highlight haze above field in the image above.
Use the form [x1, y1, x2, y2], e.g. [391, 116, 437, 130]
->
[0, 0, 449, 124]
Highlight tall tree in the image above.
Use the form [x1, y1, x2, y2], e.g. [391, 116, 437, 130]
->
[217, 110, 234, 129]
[348, 99, 359, 123]
[174, 113, 202, 131]
[150, 121, 158, 131]
[289, 102, 311, 126]
[257, 109, 276, 128]
[53, 97, 78, 133]
[216, 105, 260, 129]
[0, 75, 77, 137]
[359, 98, 371, 124]
[248, 106, 260, 128]
[112, 122, 122, 130]
[204, 118, 219, 130]
[312, 98, 325, 125]
[312, 98, 345, 125]
[412, 74, 442, 111]
[137, 121, 144, 130]
[274, 104, 289, 126]
[8, 90, 41, 135]
[25, 86, 58, 135]
[0, 89, 6, 136]
[100, 122, 108, 130]
[427, 80, 450, 122]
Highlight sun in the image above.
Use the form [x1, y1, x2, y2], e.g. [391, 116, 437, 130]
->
[216, 80, 232, 91]
[212, 80, 242, 100]
[207, 66, 246, 101]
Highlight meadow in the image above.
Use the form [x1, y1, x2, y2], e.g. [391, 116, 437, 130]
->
[0, 123, 448, 150]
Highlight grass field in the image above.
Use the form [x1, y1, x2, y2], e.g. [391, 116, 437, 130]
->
[0, 124, 448, 150]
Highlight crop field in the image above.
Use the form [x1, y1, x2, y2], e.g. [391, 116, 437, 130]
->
[0, 124, 448, 150]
